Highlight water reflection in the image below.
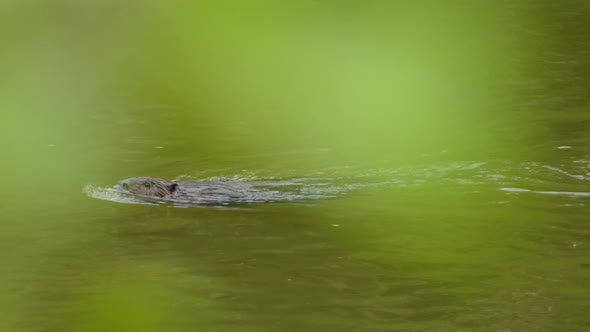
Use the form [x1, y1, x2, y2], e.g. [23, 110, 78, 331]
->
[65, 158, 590, 331]
[7, 154, 590, 331]
[3, 1, 590, 331]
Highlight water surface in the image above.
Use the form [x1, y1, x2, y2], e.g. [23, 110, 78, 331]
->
[2, 2, 590, 332]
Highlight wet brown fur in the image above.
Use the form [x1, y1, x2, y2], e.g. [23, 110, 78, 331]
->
[118, 177, 178, 197]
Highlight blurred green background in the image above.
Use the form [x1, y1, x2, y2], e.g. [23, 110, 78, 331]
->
[2, 1, 590, 331]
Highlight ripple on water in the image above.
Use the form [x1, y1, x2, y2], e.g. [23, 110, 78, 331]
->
[82, 184, 157, 206]
[85, 159, 590, 208]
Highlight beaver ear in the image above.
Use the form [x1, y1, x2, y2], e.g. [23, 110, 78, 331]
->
[169, 183, 178, 193]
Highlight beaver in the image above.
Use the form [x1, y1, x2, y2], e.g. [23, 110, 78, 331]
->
[118, 177, 179, 198]
[116, 176, 285, 205]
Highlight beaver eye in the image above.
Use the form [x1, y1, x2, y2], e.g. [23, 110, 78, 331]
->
[144, 182, 151, 188]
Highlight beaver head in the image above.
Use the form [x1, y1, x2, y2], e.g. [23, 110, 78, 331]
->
[117, 177, 178, 198]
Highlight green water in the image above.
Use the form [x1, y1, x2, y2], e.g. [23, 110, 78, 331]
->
[2, 1, 590, 331]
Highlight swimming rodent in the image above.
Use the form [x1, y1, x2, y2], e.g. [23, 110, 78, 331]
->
[116, 176, 278, 205]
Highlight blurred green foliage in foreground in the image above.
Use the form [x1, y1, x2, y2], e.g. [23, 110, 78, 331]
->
[1, 1, 547, 184]
[2, 1, 582, 331]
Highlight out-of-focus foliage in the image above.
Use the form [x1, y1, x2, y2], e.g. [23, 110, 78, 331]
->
[3, 1, 589, 331]
[117, 1, 542, 160]
[1, 1, 545, 189]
